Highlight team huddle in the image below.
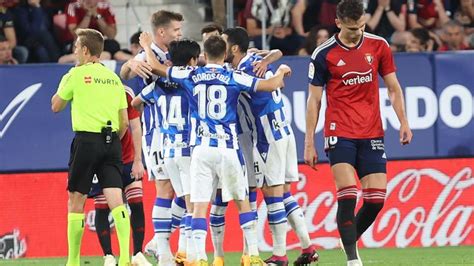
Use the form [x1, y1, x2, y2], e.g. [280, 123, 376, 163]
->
[53, 0, 413, 265]
[119, 9, 318, 266]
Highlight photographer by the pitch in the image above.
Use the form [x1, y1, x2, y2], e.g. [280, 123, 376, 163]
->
[51, 28, 131, 266]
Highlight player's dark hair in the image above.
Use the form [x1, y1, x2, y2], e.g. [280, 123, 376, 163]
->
[223, 27, 249, 54]
[201, 24, 224, 35]
[336, 0, 365, 22]
[130, 31, 142, 45]
[0, 35, 8, 43]
[410, 28, 430, 46]
[169, 40, 201, 66]
[204, 35, 227, 60]
[151, 10, 184, 29]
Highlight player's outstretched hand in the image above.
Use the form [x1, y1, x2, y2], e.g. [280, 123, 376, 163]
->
[304, 144, 318, 170]
[252, 60, 268, 78]
[139, 32, 153, 49]
[399, 122, 413, 145]
[277, 64, 292, 77]
[129, 59, 153, 79]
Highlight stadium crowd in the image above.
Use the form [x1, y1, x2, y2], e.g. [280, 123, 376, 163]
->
[0, 0, 472, 64]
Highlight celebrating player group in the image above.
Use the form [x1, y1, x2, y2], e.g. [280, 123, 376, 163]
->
[102, 0, 412, 265]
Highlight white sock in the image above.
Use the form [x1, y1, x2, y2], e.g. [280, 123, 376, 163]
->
[192, 217, 208, 261]
[171, 197, 187, 233]
[210, 198, 228, 258]
[152, 198, 173, 260]
[284, 192, 311, 248]
[178, 216, 187, 254]
[265, 197, 287, 256]
[185, 214, 197, 262]
[240, 212, 259, 256]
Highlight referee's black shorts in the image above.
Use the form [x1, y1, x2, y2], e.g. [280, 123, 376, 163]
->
[67, 132, 123, 194]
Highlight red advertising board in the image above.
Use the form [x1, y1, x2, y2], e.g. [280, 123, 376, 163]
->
[0, 158, 473, 258]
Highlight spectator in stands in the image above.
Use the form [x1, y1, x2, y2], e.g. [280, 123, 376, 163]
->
[438, 19, 470, 50]
[0, 5, 28, 63]
[113, 31, 142, 61]
[244, 0, 303, 55]
[12, 0, 61, 62]
[405, 27, 434, 51]
[66, 0, 120, 60]
[211, 0, 226, 27]
[201, 23, 223, 42]
[365, 0, 407, 41]
[390, 30, 410, 52]
[453, 0, 474, 35]
[407, 0, 450, 29]
[0, 35, 17, 64]
[291, 0, 340, 37]
[298, 25, 330, 55]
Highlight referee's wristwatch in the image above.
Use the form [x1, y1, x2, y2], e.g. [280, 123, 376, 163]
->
[95, 14, 103, 20]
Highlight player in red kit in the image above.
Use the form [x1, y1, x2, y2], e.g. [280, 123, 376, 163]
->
[304, 0, 413, 265]
[89, 86, 151, 266]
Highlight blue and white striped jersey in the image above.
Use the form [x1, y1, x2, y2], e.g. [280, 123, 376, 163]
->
[237, 53, 292, 143]
[138, 81, 190, 158]
[167, 64, 259, 149]
[134, 43, 172, 136]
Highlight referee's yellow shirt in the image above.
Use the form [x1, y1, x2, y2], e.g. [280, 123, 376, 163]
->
[57, 62, 127, 133]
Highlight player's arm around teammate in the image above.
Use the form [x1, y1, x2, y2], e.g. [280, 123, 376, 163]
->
[139, 31, 292, 89]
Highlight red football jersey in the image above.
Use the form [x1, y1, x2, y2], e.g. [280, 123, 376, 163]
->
[66, 1, 116, 32]
[121, 87, 140, 164]
[308, 32, 396, 139]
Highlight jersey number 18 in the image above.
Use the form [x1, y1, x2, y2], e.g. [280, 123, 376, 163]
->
[193, 84, 227, 120]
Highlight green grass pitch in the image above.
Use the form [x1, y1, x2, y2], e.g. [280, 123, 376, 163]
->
[0, 246, 473, 265]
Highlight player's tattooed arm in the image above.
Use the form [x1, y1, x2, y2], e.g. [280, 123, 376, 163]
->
[139, 32, 168, 77]
[384, 72, 413, 145]
[304, 84, 323, 169]
[256, 64, 291, 92]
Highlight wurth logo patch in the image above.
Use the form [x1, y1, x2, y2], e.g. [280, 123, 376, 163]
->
[84, 76, 92, 84]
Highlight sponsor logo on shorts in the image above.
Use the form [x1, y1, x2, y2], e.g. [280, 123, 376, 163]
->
[371, 139, 385, 150]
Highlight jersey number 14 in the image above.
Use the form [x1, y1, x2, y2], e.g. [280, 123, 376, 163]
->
[157, 96, 185, 130]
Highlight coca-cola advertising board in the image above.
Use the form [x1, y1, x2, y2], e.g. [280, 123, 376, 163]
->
[0, 158, 472, 258]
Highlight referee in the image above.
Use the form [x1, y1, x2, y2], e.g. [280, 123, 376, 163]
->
[51, 29, 131, 266]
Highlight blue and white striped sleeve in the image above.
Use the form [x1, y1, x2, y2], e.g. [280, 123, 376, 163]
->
[233, 71, 259, 93]
[138, 82, 157, 105]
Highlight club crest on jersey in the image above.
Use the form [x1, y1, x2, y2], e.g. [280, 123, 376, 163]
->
[365, 54, 374, 65]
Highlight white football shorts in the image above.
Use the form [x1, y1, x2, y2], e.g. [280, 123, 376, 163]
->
[190, 146, 249, 203]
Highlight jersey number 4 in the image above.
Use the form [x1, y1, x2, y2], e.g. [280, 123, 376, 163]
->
[193, 84, 227, 120]
[157, 96, 185, 130]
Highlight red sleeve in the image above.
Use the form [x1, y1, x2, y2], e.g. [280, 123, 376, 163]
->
[102, 6, 116, 25]
[126, 93, 140, 120]
[243, 0, 256, 20]
[66, 2, 78, 26]
[378, 41, 396, 76]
